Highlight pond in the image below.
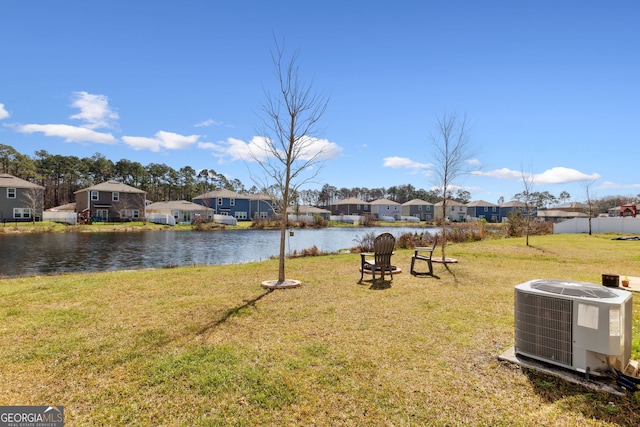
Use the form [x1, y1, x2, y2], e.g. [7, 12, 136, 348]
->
[0, 226, 436, 277]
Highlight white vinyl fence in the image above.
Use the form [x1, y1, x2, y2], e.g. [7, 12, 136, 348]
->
[43, 212, 77, 225]
[553, 217, 640, 234]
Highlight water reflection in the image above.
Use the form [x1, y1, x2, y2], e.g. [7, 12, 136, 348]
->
[0, 226, 435, 277]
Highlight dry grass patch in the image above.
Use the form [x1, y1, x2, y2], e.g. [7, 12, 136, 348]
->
[1, 234, 640, 425]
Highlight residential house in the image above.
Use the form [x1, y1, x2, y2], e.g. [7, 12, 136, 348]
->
[499, 200, 536, 221]
[286, 205, 331, 221]
[369, 198, 402, 220]
[75, 180, 146, 222]
[146, 200, 216, 223]
[401, 198, 434, 221]
[466, 200, 500, 222]
[329, 197, 370, 216]
[537, 209, 588, 223]
[536, 201, 589, 223]
[193, 189, 274, 221]
[608, 204, 638, 217]
[434, 200, 467, 222]
[0, 174, 45, 222]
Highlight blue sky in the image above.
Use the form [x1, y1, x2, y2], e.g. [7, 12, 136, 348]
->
[1, 1, 638, 204]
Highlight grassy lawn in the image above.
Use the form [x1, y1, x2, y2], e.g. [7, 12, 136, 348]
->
[1, 233, 640, 426]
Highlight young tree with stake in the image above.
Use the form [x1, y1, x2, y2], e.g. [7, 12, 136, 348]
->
[251, 40, 330, 287]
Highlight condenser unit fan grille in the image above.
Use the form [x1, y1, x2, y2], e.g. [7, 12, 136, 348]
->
[515, 291, 573, 366]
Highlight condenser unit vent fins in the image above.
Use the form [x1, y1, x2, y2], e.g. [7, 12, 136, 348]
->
[515, 292, 573, 366]
[530, 280, 617, 299]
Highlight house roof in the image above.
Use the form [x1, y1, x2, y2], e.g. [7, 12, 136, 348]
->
[434, 200, 466, 207]
[193, 189, 271, 202]
[0, 174, 44, 189]
[370, 198, 400, 206]
[332, 197, 368, 205]
[467, 199, 498, 207]
[75, 180, 145, 194]
[402, 198, 434, 206]
[193, 188, 242, 199]
[147, 200, 215, 212]
[46, 202, 76, 212]
[553, 202, 588, 209]
[537, 210, 588, 218]
[286, 205, 331, 214]
[500, 200, 527, 208]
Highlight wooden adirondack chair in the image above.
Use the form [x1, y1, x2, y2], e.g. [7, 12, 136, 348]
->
[360, 232, 396, 281]
[410, 234, 438, 276]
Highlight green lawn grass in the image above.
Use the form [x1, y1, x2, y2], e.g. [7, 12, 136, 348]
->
[1, 233, 640, 426]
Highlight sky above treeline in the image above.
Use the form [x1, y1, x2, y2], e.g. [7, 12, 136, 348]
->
[1, 1, 638, 204]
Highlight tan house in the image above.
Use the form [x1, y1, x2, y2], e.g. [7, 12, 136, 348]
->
[75, 180, 146, 222]
[0, 174, 44, 222]
[146, 200, 215, 223]
[434, 200, 467, 222]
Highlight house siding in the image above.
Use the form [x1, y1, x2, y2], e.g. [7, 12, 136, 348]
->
[0, 175, 45, 222]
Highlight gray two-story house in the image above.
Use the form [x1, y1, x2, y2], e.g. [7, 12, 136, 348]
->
[402, 198, 434, 221]
[0, 174, 45, 222]
[75, 180, 146, 222]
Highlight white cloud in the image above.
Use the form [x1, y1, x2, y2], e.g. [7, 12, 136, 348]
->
[0, 103, 9, 120]
[472, 166, 600, 184]
[201, 135, 343, 163]
[70, 91, 118, 129]
[534, 167, 600, 184]
[122, 130, 200, 152]
[599, 181, 640, 189]
[466, 158, 481, 166]
[17, 123, 116, 144]
[382, 156, 432, 170]
[472, 168, 522, 180]
[194, 119, 224, 127]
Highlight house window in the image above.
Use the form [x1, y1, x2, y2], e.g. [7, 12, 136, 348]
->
[96, 209, 109, 221]
[259, 211, 268, 219]
[7, 188, 16, 198]
[418, 205, 422, 211]
[230, 198, 235, 206]
[235, 211, 247, 220]
[218, 198, 223, 205]
[13, 208, 31, 218]
[91, 191, 99, 201]
[484, 207, 488, 212]
[172, 211, 180, 220]
[112, 192, 119, 202]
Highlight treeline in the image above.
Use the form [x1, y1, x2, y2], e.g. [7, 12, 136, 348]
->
[1, 144, 471, 209]
[1, 144, 635, 213]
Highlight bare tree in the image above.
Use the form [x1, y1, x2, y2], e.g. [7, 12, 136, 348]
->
[429, 112, 474, 260]
[582, 179, 598, 235]
[520, 167, 536, 246]
[251, 39, 329, 285]
[21, 187, 44, 224]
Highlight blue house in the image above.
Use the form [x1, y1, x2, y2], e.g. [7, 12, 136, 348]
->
[466, 200, 500, 222]
[499, 200, 536, 220]
[193, 189, 274, 221]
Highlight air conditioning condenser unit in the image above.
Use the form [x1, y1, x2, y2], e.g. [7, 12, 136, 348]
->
[514, 279, 632, 376]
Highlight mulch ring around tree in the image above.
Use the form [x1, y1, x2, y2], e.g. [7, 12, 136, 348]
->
[261, 279, 302, 289]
